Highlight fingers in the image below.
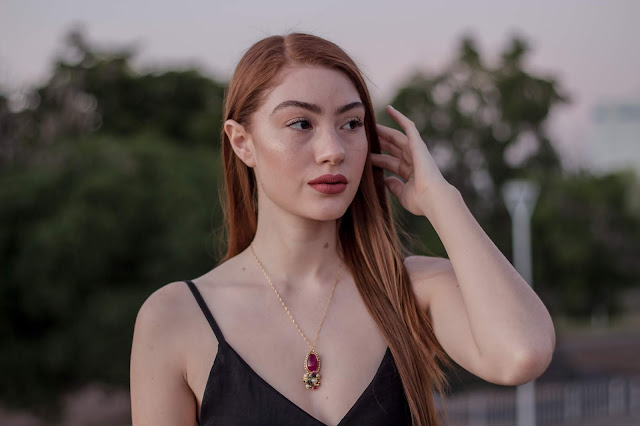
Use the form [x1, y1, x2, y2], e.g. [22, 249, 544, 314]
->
[376, 123, 408, 150]
[371, 105, 425, 189]
[379, 138, 406, 162]
[384, 176, 405, 200]
[379, 139, 413, 170]
[370, 153, 410, 180]
[376, 122, 413, 165]
[384, 105, 421, 139]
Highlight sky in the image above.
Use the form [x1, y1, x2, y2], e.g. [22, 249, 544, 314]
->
[1, 0, 639, 169]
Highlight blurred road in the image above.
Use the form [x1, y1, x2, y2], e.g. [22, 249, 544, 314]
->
[545, 326, 640, 380]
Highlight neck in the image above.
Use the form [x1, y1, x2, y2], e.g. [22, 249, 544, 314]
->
[249, 213, 344, 292]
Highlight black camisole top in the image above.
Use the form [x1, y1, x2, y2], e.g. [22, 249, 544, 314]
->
[185, 280, 412, 425]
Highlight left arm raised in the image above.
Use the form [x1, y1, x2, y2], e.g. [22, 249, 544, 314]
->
[409, 184, 555, 386]
[372, 105, 555, 385]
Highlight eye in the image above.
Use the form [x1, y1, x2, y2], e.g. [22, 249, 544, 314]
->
[287, 118, 312, 132]
[342, 117, 364, 131]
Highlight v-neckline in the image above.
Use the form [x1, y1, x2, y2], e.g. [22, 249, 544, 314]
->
[214, 341, 391, 425]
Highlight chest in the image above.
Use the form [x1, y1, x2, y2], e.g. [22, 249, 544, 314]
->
[186, 279, 393, 425]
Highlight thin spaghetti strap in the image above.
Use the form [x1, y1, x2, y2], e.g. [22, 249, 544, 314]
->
[184, 280, 226, 345]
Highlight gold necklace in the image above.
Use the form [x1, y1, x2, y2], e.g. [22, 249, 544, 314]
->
[249, 243, 341, 390]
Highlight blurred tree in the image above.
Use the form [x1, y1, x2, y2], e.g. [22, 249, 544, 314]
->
[0, 27, 226, 167]
[0, 134, 224, 408]
[382, 35, 566, 220]
[533, 169, 640, 318]
[379, 35, 640, 320]
[0, 27, 230, 412]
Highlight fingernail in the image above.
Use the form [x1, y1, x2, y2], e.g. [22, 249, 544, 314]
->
[387, 105, 395, 110]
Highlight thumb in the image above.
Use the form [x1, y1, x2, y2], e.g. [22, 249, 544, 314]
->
[384, 176, 404, 200]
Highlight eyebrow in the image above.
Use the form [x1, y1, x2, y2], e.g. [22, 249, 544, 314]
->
[270, 100, 365, 116]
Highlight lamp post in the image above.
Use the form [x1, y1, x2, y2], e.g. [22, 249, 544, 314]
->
[502, 179, 540, 426]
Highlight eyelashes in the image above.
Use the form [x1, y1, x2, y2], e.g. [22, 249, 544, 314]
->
[286, 117, 365, 132]
[286, 118, 313, 131]
[343, 118, 365, 131]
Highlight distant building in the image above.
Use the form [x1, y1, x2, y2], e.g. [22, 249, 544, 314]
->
[586, 98, 640, 177]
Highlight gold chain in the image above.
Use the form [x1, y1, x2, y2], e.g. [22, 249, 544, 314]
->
[249, 244, 341, 351]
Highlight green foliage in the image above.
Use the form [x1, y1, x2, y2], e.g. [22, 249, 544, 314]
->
[0, 134, 224, 407]
[0, 27, 226, 167]
[381, 35, 567, 217]
[532, 170, 640, 317]
[379, 35, 640, 320]
[1, 27, 229, 411]
[57, 27, 226, 146]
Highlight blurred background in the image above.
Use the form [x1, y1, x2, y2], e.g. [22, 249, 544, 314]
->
[1, 1, 639, 425]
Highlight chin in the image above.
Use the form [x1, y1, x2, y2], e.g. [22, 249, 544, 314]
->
[305, 204, 351, 222]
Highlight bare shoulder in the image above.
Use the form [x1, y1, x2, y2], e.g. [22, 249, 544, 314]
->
[133, 281, 198, 368]
[131, 280, 215, 424]
[403, 255, 457, 311]
[136, 281, 195, 332]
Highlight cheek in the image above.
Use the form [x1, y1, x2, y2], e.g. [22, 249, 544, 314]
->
[255, 126, 307, 161]
[349, 135, 369, 167]
[253, 136, 305, 187]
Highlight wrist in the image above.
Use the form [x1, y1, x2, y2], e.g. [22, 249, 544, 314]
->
[419, 182, 463, 222]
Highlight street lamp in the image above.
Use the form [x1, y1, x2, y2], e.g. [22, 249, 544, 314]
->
[502, 179, 540, 426]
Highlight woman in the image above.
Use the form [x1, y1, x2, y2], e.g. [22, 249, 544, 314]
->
[130, 33, 555, 426]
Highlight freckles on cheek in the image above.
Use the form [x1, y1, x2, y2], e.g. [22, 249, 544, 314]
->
[258, 144, 302, 184]
[349, 139, 369, 165]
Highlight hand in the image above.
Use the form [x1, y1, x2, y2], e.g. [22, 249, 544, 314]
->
[370, 105, 451, 217]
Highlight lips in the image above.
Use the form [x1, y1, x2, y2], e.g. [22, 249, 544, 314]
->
[308, 174, 348, 184]
[308, 174, 348, 194]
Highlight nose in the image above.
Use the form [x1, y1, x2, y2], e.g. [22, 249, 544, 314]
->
[315, 128, 346, 165]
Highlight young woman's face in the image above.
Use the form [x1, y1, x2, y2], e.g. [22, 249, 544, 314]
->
[247, 66, 369, 221]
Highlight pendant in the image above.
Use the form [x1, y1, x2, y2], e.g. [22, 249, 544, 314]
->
[302, 349, 321, 390]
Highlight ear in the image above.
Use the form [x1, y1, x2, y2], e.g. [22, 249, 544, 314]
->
[224, 119, 256, 168]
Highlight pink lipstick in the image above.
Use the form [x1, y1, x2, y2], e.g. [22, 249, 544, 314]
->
[308, 174, 348, 194]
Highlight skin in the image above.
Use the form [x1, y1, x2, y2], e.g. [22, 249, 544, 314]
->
[130, 65, 556, 426]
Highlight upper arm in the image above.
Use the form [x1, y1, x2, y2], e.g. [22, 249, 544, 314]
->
[130, 282, 197, 426]
[405, 256, 491, 382]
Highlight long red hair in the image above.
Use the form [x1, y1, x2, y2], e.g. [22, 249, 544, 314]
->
[219, 33, 451, 426]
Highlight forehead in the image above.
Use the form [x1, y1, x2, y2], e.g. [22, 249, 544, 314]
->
[263, 66, 362, 110]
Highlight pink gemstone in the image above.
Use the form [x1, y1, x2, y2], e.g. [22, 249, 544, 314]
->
[307, 353, 318, 372]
